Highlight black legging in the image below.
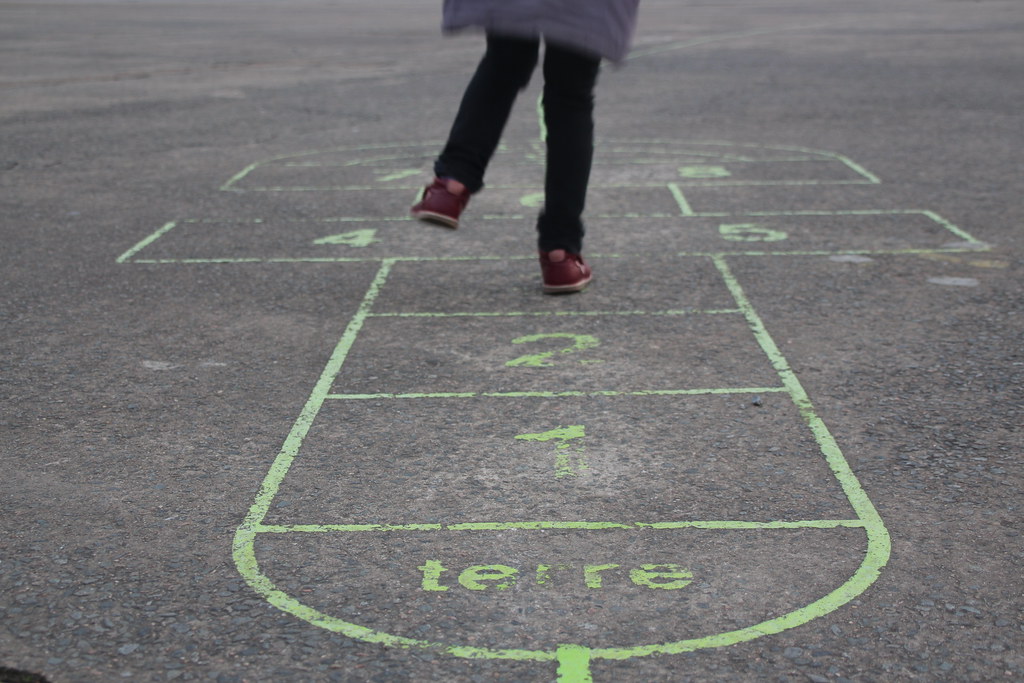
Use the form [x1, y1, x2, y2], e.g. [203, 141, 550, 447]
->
[435, 33, 602, 253]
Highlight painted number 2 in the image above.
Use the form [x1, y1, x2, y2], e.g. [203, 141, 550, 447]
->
[505, 333, 601, 368]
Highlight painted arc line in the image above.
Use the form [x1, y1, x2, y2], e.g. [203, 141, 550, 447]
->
[234, 529, 884, 665]
[235, 529, 883, 662]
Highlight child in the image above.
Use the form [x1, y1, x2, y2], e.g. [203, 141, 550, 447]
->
[411, 0, 640, 293]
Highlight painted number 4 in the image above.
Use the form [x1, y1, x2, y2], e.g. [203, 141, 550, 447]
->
[313, 229, 379, 248]
[718, 223, 788, 242]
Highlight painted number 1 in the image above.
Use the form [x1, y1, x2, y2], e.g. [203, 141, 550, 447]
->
[515, 425, 587, 478]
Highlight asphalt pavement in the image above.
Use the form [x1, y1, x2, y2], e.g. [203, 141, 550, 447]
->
[2, 1, 1022, 681]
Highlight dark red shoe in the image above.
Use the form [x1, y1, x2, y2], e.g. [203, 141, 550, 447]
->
[411, 177, 469, 229]
[539, 250, 592, 294]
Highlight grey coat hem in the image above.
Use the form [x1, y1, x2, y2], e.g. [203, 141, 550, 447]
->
[442, 0, 640, 63]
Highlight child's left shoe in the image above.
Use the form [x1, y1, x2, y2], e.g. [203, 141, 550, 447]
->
[539, 249, 592, 294]
[411, 177, 469, 229]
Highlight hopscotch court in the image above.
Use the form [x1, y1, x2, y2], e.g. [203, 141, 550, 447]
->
[118, 139, 987, 681]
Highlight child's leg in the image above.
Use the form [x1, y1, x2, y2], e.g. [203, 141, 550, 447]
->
[434, 33, 540, 194]
[536, 44, 602, 254]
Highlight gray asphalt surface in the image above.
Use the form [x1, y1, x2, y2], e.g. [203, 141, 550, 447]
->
[2, 1, 1022, 681]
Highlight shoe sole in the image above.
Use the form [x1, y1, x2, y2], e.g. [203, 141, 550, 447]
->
[412, 210, 459, 229]
[542, 275, 592, 294]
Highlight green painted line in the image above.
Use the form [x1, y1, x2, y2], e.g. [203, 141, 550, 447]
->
[636, 519, 864, 530]
[736, 209, 906, 216]
[254, 519, 864, 534]
[594, 156, 830, 165]
[600, 149, 822, 164]
[173, 208, 971, 223]
[834, 154, 882, 184]
[233, 260, 394, 568]
[920, 210, 984, 242]
[124, 245, 990, 267]
[625, 387, 784, 396]
[219, 141, 445, 191]
[220, 162, 264, 192]
[328, 392, 478, 400]
[325, 388, 785, 401]
[714, 255, 886, 521]
[182, 218, 259, 223]
[667, 183, 694, 216]
[115, 221, 177, 263]
[488, 391, 600, 398]
[676, 247, 991, 258]
[594, 212, 679, 219]
[626, 26, 831, 61]
[283, 153, 425, 167]
[556, 645, 593, 683]
[299, 216, 416, 223]
[369, 309, 739, 318]
[602, 139, 880, 185]
[732, 209, 964, 219]
[258, 523, 444, 533]
[672, 180, 875, 187]
[447, 521, 633, 532]
[691, 254, 891, 640]
[234, 179, 877, 192]
[127, 257, 371, 264]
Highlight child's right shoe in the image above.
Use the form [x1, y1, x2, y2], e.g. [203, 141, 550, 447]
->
[539, 250, 592, 294]
[411, 177, 469, 229]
